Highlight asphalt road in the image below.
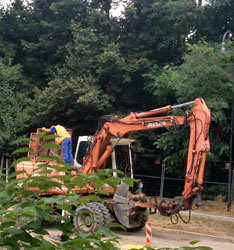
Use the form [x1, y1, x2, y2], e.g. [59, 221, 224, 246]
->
[115, 227, 234, 250]
[47, 224, 234, 250]
[47, 211, 234, 250]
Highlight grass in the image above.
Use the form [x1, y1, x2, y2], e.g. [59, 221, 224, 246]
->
[149, 213, 234, 236]
[197, 195, 234, 216]
[149, 196, 234, 238]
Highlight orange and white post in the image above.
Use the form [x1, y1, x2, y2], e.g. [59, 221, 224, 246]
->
[145, 221, 152, 247]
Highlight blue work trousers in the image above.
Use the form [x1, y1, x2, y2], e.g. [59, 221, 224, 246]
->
[61, 138, 74, 166]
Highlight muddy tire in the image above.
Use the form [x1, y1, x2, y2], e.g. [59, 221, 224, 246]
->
[127, 209, 148, 232]
[73, 202, 111, 233]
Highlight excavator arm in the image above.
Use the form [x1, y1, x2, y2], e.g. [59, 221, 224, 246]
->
[79, 98, 210, 215]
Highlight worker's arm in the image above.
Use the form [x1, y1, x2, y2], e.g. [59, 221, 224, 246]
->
[42, 127, 53, 133]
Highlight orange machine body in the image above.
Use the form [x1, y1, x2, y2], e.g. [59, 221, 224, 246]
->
[16, 98, 211, 215]
[78, 98, 210, 209]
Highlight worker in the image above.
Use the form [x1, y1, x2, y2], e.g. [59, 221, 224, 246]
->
[42, 125, 74, 166]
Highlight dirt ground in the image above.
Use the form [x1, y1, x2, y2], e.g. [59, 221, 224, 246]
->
[117, 198, 234, 250]
[148, 210, 234, 239]
[197, 196, 234, 216]
[116, 226, 234, 250]
[47, 198, 234, 250]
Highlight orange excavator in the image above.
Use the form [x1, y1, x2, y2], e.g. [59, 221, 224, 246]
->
[16, 98, 210, 232]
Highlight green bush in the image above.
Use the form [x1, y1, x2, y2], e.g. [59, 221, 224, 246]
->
[201, 184, 227, 200]
[0, 133, 130, 249]
[0, 133, 214, 250]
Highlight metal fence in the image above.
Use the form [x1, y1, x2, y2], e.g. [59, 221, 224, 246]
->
[134, 173, 229, 201]
[0, 157, 15, 182]
[0, 155, 231, 202]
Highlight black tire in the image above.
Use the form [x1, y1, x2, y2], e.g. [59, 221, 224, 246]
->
[73, 202, 110, 233]
[127, 209, 148, 232]
[96, 202, 112, 227]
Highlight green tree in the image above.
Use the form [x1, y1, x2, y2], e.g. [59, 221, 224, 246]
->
[2, 0, 234, 186]
[0, 0, 91, 88]
[145, 42, 234, 178]
[0, 59, 30, 155]
[32, 7, 152, 135]
[32, 21, 113, 134]
[194, 0, 234, 42]
[120, 0, 201, 65]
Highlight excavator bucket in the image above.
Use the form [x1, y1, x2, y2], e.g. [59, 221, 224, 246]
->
[113, 183, 130, 227]
[113, 183, 142, 228]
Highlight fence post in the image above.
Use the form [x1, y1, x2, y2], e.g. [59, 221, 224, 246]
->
[0, 156, 3, 176]
[6, 158, 9, 183]
[160, 162, 166, 199]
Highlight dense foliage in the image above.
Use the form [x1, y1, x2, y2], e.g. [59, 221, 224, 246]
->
[1, 0, 234, 183]
[0, 135, 213, 250]
[0, 134, 131, 249]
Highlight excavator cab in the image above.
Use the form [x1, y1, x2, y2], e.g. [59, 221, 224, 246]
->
[74, 136, 135, 178]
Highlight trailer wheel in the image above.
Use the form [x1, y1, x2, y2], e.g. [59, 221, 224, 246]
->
[73, 202, 107, 234]
[127, 209, 148, 232]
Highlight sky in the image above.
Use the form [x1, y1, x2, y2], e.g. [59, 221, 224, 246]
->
[1, 0, 8, 6]
[1, 0, 209, 7]
[1, 0, 126, 17]
[1, 0, 17, 7]
[1, 0, 31, 6]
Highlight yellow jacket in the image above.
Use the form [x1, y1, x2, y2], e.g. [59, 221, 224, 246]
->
[54, 125, 71, 144]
